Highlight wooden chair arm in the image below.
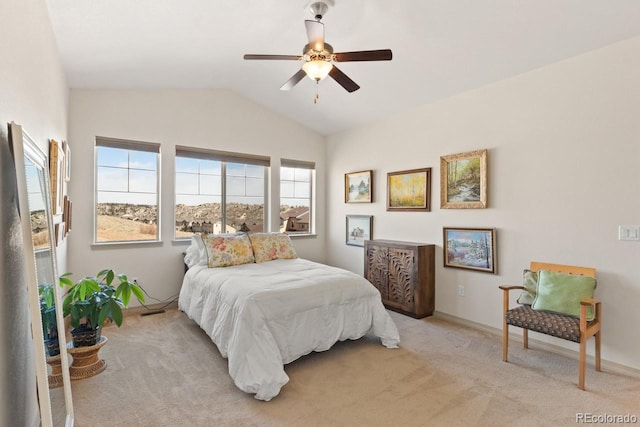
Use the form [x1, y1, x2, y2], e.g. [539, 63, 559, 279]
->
[498, 285, 525, 291]
[499, 285, 524, 314]
[580, 298, 600, 306]
[579, 298, 601, 335]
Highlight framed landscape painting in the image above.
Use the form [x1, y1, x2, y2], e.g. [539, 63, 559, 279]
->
[387, 168, 431, 211]
[443, 227, 496, 273]
[49, 139, 64, 217]
[440, 149, 487, 209]
[345, 170, 372, 203]
[345, 215, 372, 247]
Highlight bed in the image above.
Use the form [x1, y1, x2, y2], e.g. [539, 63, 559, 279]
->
[178, 233, 400, 401]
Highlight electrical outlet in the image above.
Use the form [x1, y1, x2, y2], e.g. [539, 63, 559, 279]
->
[457, 285, 465, 297]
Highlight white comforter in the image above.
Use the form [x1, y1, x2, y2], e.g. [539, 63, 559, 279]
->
[178, 258, 400, 400]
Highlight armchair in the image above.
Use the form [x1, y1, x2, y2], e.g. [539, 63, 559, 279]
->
[499, 261, 601, 390]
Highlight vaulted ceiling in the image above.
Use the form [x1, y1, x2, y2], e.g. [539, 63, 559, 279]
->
[45, 0, 640, 135]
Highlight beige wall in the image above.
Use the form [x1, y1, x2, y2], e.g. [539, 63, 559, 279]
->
[326, 36, 640, 371]
[67, 89, 326, 304]
[0, 0, 69, 423]
[0, 0, 69, 269]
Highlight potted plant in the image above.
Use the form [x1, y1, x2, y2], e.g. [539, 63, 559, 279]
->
[59, 269, 145, 347]
[39, 283, 59, 357]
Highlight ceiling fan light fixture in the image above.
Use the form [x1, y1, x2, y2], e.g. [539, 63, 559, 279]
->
[303, 59, 333, 81]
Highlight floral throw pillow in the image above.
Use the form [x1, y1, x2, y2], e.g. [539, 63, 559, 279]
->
[248, 233, 298, 263]
[202, 233, 255, 268]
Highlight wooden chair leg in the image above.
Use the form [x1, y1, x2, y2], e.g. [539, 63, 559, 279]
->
[579, 338, 586, 390]
[595, 332, 602, 372]
[502, 321, 509, 362]
[523, 329, 528, 349]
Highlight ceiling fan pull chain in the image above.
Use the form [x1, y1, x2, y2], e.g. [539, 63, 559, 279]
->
[314, 81, 320, 104]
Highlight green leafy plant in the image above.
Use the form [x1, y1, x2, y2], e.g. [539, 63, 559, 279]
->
[39, 283, 59, 355]
[60, 269, 145, 332]
[39, 283, 57, 338]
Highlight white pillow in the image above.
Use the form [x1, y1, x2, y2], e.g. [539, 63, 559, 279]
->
[183, 234, 208, 268]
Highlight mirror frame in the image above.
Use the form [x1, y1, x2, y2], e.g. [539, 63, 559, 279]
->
[10, 123, 74, 426]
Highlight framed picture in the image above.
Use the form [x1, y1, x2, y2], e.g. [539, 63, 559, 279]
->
[49, 139, 64, 216]
[386, 167, 431, 211]
[345, 170, 372, 203]
[345, 215, 372, 247]
[440, 149, 487, 209]
[62, 140, 71, 182]
[443, 227, 496, 273]
[66, 200, 72, 233]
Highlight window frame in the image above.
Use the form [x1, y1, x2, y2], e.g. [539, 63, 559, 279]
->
[94, 136, 161, 244]
[280, 158, 315, 236]
[174, 146, 270, 240]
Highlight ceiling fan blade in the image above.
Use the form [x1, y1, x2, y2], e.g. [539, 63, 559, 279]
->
[329, 66, 360, 93]
[333, 49, 393, 62]
[280, 69, 307, 91]
[243, 54, 301, 60]
[305, 20, 325, 51]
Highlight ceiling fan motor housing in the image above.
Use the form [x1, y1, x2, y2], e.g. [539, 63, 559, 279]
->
[308, 0, 335, 21]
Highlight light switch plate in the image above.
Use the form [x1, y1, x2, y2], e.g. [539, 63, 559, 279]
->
[618, 225, 640, 241]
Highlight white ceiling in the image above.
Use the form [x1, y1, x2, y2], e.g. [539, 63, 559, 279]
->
[45, 0, 640, 136]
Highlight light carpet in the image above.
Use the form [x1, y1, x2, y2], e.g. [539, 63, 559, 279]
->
[51, 309, 640, 426]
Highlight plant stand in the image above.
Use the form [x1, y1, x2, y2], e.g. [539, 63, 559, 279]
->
[67, 335, 108, 380]
[45, 353, 63, 388]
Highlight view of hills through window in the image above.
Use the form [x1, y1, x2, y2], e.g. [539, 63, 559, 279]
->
[175, 157, 266, 237]
[96, 145, 313, 241]
[96, 144, 159, 242]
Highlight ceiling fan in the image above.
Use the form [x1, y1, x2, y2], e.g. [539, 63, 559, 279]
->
[243, 0, 392, 101]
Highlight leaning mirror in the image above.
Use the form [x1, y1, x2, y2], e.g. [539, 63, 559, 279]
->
[10, 123, 74, 426]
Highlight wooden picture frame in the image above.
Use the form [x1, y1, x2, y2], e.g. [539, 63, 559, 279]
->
[63, 196, 72, 236]
[440, 149, 487, 209]
[345, 215, 372, 247]
[386, 167, 431, 211]
[443, 227, 496, 273]
[66, 199, 72, 234]
[345, 170, 372, 203]
[49, 140, 64, 216]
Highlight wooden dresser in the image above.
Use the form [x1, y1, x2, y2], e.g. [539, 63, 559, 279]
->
[364, 239, 435, 318]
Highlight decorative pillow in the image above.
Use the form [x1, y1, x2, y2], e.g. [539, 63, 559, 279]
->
[516, 269, 538, 305]
[202, 233, 255, 268]
[184, 234, 208, 268]
[532, 270, 597, 321]
[248, 233, 298, 263]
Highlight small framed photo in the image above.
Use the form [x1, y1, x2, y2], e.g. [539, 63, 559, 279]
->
[387, 167, 431, 211]
[63, 140, 71, 182]
[440, 149, 487, 209]
[443, 227, 496, 273]
[346, 215, 372, 247]
[345, 170, 373, 203]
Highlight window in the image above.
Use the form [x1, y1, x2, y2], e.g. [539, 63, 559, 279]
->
[95, 137, 160, 243]
[175, 147, 269, 239]
[280, 159, 315, 235]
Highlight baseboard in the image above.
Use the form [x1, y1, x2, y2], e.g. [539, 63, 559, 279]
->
[433, 310, 640, 380]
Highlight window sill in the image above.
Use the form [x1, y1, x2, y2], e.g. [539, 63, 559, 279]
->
[286, 233, 317, 239]
[91, 240, 163, 249]
[172, 239, 191, 246]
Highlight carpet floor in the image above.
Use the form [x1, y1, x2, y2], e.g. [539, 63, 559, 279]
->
[51, 308, 640, 426]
